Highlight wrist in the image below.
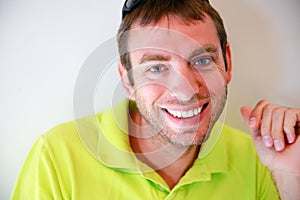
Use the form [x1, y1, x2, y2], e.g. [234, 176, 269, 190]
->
[271, 170, 300, 200]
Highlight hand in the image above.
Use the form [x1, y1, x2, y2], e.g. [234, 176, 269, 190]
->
[240, 100, 300, 173]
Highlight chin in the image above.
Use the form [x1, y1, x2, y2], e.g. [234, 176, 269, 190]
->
[161, 128, 209, 147]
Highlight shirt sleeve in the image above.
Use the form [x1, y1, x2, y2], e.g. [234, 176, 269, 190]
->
[11, 136, 64, 200]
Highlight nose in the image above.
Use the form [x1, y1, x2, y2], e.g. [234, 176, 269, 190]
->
[169, 62, 202, 101]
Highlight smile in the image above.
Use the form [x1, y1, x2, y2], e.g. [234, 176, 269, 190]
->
[162, 103, 208, 119]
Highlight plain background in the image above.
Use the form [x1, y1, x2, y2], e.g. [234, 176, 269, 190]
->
[1, 0, 300, 199]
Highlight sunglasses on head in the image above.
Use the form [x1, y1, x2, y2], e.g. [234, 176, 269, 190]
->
[122, 0, 210, 19]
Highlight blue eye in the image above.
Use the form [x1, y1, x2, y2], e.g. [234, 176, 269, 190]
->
[143, 64, 169, 80]
[194, 57, 213, 65]
[148, 65, 166, 73]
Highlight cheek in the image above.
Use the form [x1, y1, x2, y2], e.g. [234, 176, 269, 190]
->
[134, 84, 165, 103]
[200, 69, 227, 97]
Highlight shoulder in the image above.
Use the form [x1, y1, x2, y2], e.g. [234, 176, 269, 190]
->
[43, 120, 77, 139]
[38, 115, 100, 158]
[39, 120, 79, 151]
[221, 125, 253, 148]
[42, 113, 102, 144]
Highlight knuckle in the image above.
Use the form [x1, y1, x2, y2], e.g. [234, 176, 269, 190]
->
[271, 124, 281, 133]
[285, 107, 295, 116]
[273, 107, 285, 115]
[271, 127, 283, 139]
[262, 104, 273, 113]
[257, 99, 269, 106]
[271, 125, 284, 136]
[261, 127, 270, 136]
[261, 116, 269, 124]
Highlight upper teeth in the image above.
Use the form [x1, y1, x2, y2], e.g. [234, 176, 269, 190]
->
[167, 107, 202, 119]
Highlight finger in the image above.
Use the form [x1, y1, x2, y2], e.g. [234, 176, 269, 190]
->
[241, 106, 274, 162]
[271, 107, 286, 151]
[240, 106, 251, 123]
[248, 100, 271, 130]
[240, 106, 260, 138]
[260, 104, 274, 147]
[283, 108, 297, 144]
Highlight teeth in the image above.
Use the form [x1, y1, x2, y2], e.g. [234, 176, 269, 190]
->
[166, 107, 203, 119]
[194, 108, 200, 116]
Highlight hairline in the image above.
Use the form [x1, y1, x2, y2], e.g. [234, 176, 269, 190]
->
[117, 3, 228, 83]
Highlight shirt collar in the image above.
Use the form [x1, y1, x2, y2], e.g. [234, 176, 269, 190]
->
[198, 121, 229, 173]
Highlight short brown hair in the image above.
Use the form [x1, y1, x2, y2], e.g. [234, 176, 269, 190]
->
[117, 0, 228, 78]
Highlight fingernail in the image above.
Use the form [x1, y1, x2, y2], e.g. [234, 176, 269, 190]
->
[248, 118, 256, 128]
[263, 136, 273, 147]
[287, 134, 294, 144]
[274, 140, 283, 151]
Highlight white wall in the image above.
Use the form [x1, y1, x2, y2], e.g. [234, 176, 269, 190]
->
[1, 0, 299, 199]
[213, 0, 300, 132]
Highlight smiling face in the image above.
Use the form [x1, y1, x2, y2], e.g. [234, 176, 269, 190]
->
[119, 15, 232, 147]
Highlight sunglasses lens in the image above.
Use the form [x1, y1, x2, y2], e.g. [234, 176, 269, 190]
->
[123, 0, 141, 18]
[125, 0, 140, 11]
[125, 0, 134, 9]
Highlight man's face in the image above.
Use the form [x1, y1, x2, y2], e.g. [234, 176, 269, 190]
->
[120, 15, 232, 147]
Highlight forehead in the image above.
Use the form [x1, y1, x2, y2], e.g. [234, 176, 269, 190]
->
[120, 14, 220, 60]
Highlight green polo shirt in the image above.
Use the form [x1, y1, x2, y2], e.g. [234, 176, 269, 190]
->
[11, 99, 279, 199]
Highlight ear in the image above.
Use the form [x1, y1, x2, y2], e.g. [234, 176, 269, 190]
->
[225, 42, 232, 84]
[118, 61, 135, 100]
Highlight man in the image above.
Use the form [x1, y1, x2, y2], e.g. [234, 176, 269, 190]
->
[12, 0, 300, 199]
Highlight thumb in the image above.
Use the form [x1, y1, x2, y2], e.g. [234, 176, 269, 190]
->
[240, 106, 260, 138]
[240, 106, 252, 123]
[240, 106, 263, 143]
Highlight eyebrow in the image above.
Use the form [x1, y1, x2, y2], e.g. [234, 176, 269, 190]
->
[139, 54, 171, 64]
[138, 44, 218, 64]
[188, 44, 218, 60]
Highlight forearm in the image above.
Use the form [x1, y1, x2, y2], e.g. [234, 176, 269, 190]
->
[272, 171, 300, 200]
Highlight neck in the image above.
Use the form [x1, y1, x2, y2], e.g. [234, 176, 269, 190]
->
[129, 110, 200, 189]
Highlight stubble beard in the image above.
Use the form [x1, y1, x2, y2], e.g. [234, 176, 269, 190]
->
[134, 89, 227, 148]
